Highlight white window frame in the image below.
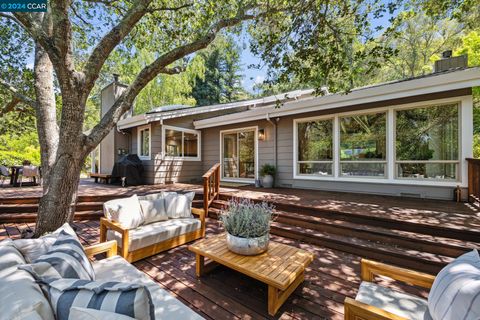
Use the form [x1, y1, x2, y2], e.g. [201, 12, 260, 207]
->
[137, 124, 151, 160]
[219, 126, 258, 183]
[393, 101, 461, 182]
[293, 115, 335, 178]
[162, 125, 201, 161]
[292, 96, 471, 187]
[338, 109, 389, 179]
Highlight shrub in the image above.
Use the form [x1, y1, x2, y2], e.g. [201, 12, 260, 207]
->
[260, 163, 276, 177]
[219, 198, 275, 238]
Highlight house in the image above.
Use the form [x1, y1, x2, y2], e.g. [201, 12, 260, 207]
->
[97, 55, 480, 200]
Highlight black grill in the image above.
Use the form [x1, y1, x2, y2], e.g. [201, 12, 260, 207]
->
[111, 154, 144, 186]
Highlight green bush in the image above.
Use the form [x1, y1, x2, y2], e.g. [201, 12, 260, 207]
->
[259, 163, 276, 177]
[0, 132, 41, 166]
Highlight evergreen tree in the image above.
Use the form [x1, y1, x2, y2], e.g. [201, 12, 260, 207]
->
[192, 35, 249, 106]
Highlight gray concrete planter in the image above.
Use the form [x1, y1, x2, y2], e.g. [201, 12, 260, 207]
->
[261, 175, 274, 188]
[226, 233, 269, 255]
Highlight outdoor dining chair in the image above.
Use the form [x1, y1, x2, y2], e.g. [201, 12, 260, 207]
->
[0, 165, 10, 187]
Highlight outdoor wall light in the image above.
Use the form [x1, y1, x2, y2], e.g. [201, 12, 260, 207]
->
[258, 128, 266, 141]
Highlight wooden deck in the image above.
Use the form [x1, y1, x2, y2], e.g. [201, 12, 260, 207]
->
[0, 219, 428, 320]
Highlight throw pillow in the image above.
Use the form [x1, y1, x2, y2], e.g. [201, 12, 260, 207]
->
[428, 249, 480, 320]
[103, 194, 143, 229]
[43, 278, 154, 320]
[139, 199, 168, 224]
[70, 307, 135, 320]
[19, 230, 95, 281]
[164, 191, 195, 219]
[14, 223, 77, 263]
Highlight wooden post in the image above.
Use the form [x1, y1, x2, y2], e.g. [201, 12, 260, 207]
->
[203, 176, 209, 218]
[215, 165, 220, 199]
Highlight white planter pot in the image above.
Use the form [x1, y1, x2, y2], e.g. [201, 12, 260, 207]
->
[226, 233, 269, 255]
[262, 175, 274, 188]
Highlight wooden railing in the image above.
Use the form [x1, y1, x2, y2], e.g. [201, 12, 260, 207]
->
[203, 163, 221, 216]
[467, 158, 480, 203]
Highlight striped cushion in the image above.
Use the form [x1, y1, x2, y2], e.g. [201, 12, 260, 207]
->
[19, 230, 95, 281]
[44, 278, 154, 320]
[428, 249, 480, 320]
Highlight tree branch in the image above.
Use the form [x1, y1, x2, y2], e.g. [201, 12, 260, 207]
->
[82, 0, 154, 93]
[0, 97, 21, 116]
[84, 8, 258, 150]
[0, 78, 37, 107]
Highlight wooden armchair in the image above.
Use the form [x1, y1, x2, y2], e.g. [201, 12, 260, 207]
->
[100, 207, 206, 263]
[344, 259, 436, 320]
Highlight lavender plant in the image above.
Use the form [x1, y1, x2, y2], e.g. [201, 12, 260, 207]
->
[219, 198, 275, 238]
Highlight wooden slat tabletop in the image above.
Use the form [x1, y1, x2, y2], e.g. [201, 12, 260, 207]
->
[189, 233, 314, 290]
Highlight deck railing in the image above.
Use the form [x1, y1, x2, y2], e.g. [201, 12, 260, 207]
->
[467, 158, 480, 203]
[203, 163, 221, 216]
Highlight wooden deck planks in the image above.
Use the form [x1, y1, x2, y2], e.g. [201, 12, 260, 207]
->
[0, 218, 431, 319]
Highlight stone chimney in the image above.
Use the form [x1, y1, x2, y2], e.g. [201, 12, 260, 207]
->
[434, 51, 468, 73]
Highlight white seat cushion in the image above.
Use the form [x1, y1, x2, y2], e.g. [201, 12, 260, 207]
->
[106, 218, 201, 252]
[70, 307, 135, 320]
[93, 255, 203, 320]
[356, 281, 430, 320]
[104, 194, 143, 229]
[428, 249, 480, 320]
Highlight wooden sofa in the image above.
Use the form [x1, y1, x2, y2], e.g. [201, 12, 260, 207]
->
[100, 207, 206, 262]
[344, 259, 435, 320]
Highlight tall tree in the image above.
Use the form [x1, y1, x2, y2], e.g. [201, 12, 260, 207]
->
[0, 0, 397, 236]
[192, 35, 248, 106]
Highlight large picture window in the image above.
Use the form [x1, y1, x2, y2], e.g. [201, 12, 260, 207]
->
[163, 126, 200, 160]
[339, 112, 387, 177]
[137, 125, 151, 160]
[296, 119, 333, 176]
[395, 103, 459, 180]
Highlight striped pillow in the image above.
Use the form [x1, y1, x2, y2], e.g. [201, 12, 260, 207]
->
[428, 249, 480, 320]
[43, 278, 154, 320]
[19, 230, 95, 281]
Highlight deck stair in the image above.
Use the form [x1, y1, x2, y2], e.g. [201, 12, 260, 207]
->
[208, 196, 480, 275]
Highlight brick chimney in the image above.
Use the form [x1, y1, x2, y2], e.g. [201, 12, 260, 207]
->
[434, 51, 468, 73]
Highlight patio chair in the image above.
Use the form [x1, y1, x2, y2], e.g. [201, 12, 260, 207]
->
[344, 251, 480, 319]
[0, 165, 10, 187]
[18, 165, 40, 187]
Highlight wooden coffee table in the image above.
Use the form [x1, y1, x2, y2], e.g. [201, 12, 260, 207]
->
[188, 234, 314, 316]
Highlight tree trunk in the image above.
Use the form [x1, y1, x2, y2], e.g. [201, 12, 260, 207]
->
[34, 42, 58, 192]
[34, 152, 86, 236]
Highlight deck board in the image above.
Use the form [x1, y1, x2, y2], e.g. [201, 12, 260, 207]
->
[0, 218, 432, 320]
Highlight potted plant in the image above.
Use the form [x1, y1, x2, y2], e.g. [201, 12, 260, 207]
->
[219, 198, 275, 255]
[260, 163, 276, 188]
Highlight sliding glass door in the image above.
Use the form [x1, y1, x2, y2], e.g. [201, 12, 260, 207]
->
[222, 128, 256, 181]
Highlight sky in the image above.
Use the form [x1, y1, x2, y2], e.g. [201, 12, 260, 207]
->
[238, 5, 397, 93]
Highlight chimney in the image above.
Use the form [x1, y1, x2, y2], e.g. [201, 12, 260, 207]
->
[113, 73, 120, 83]
[434, 51, 468, 73]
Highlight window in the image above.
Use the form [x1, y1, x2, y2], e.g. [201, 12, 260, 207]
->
[339, 112, 387, 177]
[137, 125, 151, 160]
[163, 126, 200, 160]
[395, 103, 459, 180]
[296, 119, 333, 176]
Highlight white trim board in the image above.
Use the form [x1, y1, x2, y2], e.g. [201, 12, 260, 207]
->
[194, 67, 480, 129]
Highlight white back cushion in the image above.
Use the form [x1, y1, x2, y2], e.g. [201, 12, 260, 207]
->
[104, 194, 143, 229]
[14, 222, 77, 263]
[139, 199, 168, 224]
[0, 243, 55, 320]
[164, 192, 195, 219]
[428, 249, 480, 320]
